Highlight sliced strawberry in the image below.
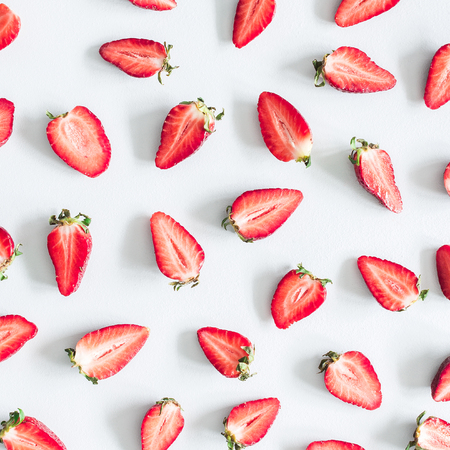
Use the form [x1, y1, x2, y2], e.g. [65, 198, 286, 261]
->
[197, 327, 255, 380]
[357, 255, 428, 311]
[406, 412, 450, 450]
[257, 91, 313, 166]
[65, 324, 150, 384]
[0, 409, 66, 450]
[0, 227, 21, 281]
[128, 0, 177, 10]
[424, 44, 450, 110]
[319, 350, 382, 410]
[222, 188, 303, 242]
[436, 245, 450, 300]
[222, 398, 280, 448]
[0, 98, 14, 147]
[141, 398, 184, 450]
[313, 47, 396, 93]
[349, 137, 402, 213]
[232, 0, 276, 49]
[46, 106, 111, 178]
[155, 98, 223, 169]
[99, 39, 177, 83]
[444, 163, 450, 196]
[150, 212, 204, 290]
[307, 440, 365, 450]
[431, 356, 450, 402]
[0, 4, 20, 51]
[335, 0, 401, 27]
[0, 315, 37, 363]
[47, 209, 92, 296]
[271, 264, 332, 329]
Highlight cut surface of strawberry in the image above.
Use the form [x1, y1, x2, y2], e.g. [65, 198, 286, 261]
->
[319, 350, 382, 410]
[349, 137, 402, 213]
[436, 245, 450, 300]
[232, 0, 276, 48]
[357, 255, 428, 311]
[197, 327, 255, 380]
[0, 315, 37, 363]
[223, 398, 280, 448]
[0, 226, 21, 281]
[47, 209, 92, 296]
[406, 412, 450, 450]
[257, 91, 313, 166]
[424, 44, 450, 110]
[46, 106, 111, 178]
[444, 163, 450, 196]
[155, 98, 223, 169]
[0, 98, 14, 147]
[335, 0, 401, 27]
[150, 212, 204, 290]
[222, 188, 303, 242]
[271, 264, 332, 329]
[432, 356, 450, 402]
[65, 324, 150, 384]
[313, 46, 396, 93]
[99, 39, 177, 83]
[141, 398, 184, 450]
[0, 4, 20, 51]
[307, 440, 365, 450]
[128, 0, 177, 10]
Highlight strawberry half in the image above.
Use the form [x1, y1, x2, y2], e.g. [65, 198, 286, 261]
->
[436, 245, 450, 300]
[232, 0, 276, 49]
[349, 137, 402, 213]
[127, 0, 177, 10]
[406, 412, 450, 450]
[0, 98, 14, 147]
[47, 209, 92, 297]
[197, 327, 255, 381]
[0, 315, 37, 363]
[271, 264, 332, 329]
[141, 398, 184, 450]
[424, 44, 450, 110]
[0, 227, 21, 281]
[257, 91, 313, 166]
[335, 0, 401, 27]
[155, 98, 224, 169]
[0, 4, 20, 51]
[313, 46, 396, 93]
[357, 255, 428, 311]
[319, 350, 382, 410]
[307, 440, 365, 450]
[222, 398, 280, 449]
[99, 39, 177, 83]
[46, 106, 111, 178]
[222, 188, 303, 242]
[150, 212, 204, 290]
[444, 163, 450, 196]
[431, 356, 450, 402]
[65, 324, 150, 384]
[0, 409, 66, 450]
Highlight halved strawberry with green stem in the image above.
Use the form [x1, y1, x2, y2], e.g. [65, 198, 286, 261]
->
[307, 440, 365, 450]
[127, 0, 177, 10]
[155, 98, 224, 169]
[197, 327, 255, 381]
[0, 315, 37, 363]
[406, 412, 450, 450]
[424, 44, 450, 110]
[436, 245, 450, 300]
[335, 0, 401, 27]
[0, 4, 20, 51]
[0, 98, 14, 147]
[431, 356, 450, 402]
[0, 227, 21, 281]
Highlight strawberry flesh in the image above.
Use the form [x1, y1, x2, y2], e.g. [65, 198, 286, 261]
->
[0, 4, 20, 51]
[335, 0, 401, 27]
[408, 414, 450, 450]
[432, 356, 450, 402]
[0, 98, 14, 147]
[307, 440, 365, 450]
[0, 315, 37, 363]
[424, 44, 450, 110]
[436, 245, 450, 300]
[444, 163, 450, 196]
[0, 226, 21, 281]
[128, 0, 177, 9]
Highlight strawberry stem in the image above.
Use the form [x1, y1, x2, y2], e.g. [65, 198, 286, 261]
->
[296, 264, 332, 287]
[156, 398, 183, 414]
[46, 111, 68, 120]
[221, 206, 254, 243]
[65, 348, 99, 385]
[158, 42, 179, 85]
[0, 244, 22, 281]
[349, 137, 378, 166]
[0, 409, 25, 441]
[318, 351, 341, 373]
[49, 209, 91, 233]
[312, 56, 327, 87]
[169, 274, 200, 291]
[236, 345, 256, 381]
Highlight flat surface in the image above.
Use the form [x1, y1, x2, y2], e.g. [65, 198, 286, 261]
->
[1, 0, 450, 449]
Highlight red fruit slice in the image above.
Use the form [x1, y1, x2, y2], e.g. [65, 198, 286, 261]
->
[313, 46, 396, 93]
[432, 356, 450, 402]
[307, 440, 365, 450]
[222, 188, 303, 242]
[407, 412, 450, 450]
[257, 91, 313, 166]
[0, 226, 21, 281]
[0, 98, 14, 147]
[99, 39, 177, 83]
[271, 264, 332, 329]
[155, 98, 223, 169]
[357, 255, 428, 311]
[0, 4, 20, 51]
[141, 398, 184, 450]
[444, 163, 450, 196]
[150, 212, 204, 290]
[46, 106, 111, 178]
[424, 44, 450, 110]
[319, 350, 382, 410]
[436, 245, 450, 300]
[66, 324, 150, 384]
[223, 398, 280, 448]
[349, 137, 402, 213]
[335, 0, 401, 27]
[197, 327, 255, 380]
[0, 315, 37, 362]
[232, 0, 276, 48]
[128, 0, 177, 10]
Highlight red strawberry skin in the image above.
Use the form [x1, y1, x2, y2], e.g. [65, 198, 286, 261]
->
[436, 245, 450, 300]
[424, 44, 450, 110]
[307, 440, 365, 450]
[408, 413, 450, 450]
[197, 327, 255, 380]
[0, 98, 14, 147]
[0, 315, 37, 363]
[432, 356, 450, 402]
[444, 163, 450, 196]
[66, 324, 150, 384]
[141, 398, 184, 450]
[257, 91, 313, 166]
[335, 0, 401, 27]
[0, 4, 20, 51]
[46, 106, 111, 178]
[128, 0, 177, 10]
